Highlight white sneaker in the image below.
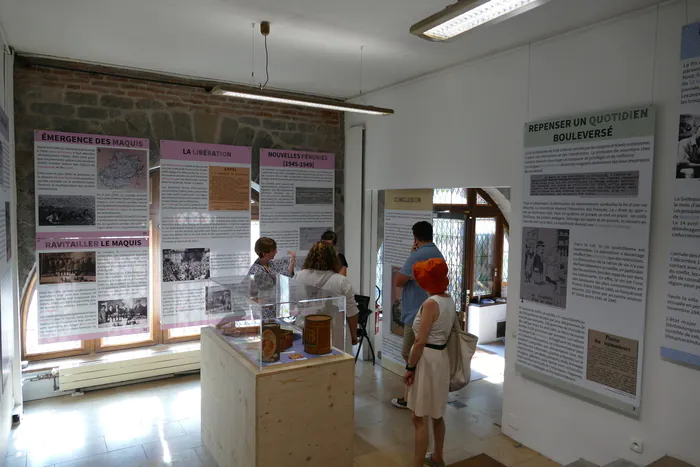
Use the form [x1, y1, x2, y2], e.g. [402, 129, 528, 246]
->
[391, 397, 408, 409]
[424, 453, 446, 467]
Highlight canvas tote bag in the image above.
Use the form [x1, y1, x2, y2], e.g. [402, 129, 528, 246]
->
[447, 315, 479, 392]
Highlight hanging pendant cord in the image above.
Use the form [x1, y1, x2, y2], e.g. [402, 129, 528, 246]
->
[262, 35, 270, 89]
[250, 23, 256, 85]
[359, 46, 364, 96]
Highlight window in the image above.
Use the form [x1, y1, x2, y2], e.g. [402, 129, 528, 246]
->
[433, 188, 467, 205]
[473, 217, 496, 297]
[169, 326, 205, 338]
[100, 332, 152, 347]
[431, 188, 509, 311]
[433, 216, 466, 312]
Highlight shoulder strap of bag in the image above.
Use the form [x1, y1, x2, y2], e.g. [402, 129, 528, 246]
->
[319, 271, 334, 289]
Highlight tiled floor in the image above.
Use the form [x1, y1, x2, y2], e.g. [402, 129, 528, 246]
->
[5, 362, 560, 467]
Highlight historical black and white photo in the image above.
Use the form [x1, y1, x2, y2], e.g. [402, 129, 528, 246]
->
[521, 227, 569, 309]
[677, 114, 700, 179]
[205, 286, 232, 315]
[39, 252, 96, 285]
[162, 248, 211, 282]
[38, 195, 96, 226]
[98, 298, 148, 328]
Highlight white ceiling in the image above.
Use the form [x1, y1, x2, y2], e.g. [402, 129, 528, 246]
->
[0, 0, 662, 98]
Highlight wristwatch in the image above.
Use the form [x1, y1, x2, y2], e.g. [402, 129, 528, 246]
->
[405, 364, 416, 372]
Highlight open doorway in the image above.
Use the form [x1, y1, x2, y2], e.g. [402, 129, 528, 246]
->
[373, 186, 511, 389]
[431, 188, 510, 384]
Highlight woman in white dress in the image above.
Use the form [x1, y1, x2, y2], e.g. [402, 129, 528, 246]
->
[403, 258, 456, 467]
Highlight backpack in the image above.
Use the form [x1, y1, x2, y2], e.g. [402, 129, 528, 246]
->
[446, 315, 479, 392]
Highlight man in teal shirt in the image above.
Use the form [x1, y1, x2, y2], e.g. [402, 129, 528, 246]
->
[391, 221, 445, 409]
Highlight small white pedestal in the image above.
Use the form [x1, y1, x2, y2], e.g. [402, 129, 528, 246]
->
[467, 303, 507, 344]
[200, 327, 355, 467]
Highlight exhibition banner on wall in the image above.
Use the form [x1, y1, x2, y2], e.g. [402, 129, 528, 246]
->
[259, 149, 335, 265]
[160, 140, 252, 329]
[34, 131, 150, 343]
[516, 106, 656, 415]
[0, 108, 12, 391]
[382, 189, 433, 373]
[660, 23, 700, 367]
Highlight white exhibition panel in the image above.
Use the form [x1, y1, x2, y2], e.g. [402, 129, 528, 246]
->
[259, 149, 336, 264]
[33, 133, 150, 343]
[348, 1, 700, 465]
[159, 141, 252, 330]
[518, 106, 656, 415]
[381, 191, 433, 373]
[660, 21, 700, 367]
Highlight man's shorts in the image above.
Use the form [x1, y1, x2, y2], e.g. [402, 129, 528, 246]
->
[401, 324, 415, 362]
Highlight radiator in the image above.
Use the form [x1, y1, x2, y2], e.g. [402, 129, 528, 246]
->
[58, 346, 200, 392]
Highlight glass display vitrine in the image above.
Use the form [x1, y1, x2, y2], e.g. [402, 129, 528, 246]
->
[205, 274, 348, 369]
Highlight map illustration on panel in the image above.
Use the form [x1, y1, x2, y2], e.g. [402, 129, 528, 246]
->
[96, 147, 148, 191]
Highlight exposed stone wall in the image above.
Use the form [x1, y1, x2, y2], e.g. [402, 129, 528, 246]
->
[14, 58, 345, 289]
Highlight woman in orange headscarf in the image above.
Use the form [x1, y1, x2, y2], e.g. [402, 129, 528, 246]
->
[403, 258, 456, 467]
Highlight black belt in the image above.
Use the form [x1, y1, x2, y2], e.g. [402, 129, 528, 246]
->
[426, 343, 447, 350]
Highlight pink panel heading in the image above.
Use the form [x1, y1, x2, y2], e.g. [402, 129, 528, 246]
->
[37, 234, 149, 251]
[260, 149, 335, 170]
[35, 130, 149, 149]
[161, 140, 251, 164]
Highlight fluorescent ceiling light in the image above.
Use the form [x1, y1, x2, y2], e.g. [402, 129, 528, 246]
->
[211, 86, 393, 116]
[411, 0, 552, 42]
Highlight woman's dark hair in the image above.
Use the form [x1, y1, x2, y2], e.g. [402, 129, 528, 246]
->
[254, 237, 277, 258]
[320, 230, 338, 246]
[412, 221, 433, 242]
[303, 242, 341, 273]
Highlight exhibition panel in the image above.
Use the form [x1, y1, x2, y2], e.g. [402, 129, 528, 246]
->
[259, 149, 335, 267]
[516, 106, 656, 415]
[34, 130, 150, 343]
[661, 21, 700, 367]
[381, 189, 433, 373]
[159, 140, 252, 330]
[0, 106, 11, 392]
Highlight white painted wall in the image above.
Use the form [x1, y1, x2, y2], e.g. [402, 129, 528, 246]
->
[348, 1, 700, 465]
[344, 126, 364, 293]
[0, 27, 20, 459]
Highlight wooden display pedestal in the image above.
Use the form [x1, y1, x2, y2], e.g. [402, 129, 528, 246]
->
[201, 327, 355, 467]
